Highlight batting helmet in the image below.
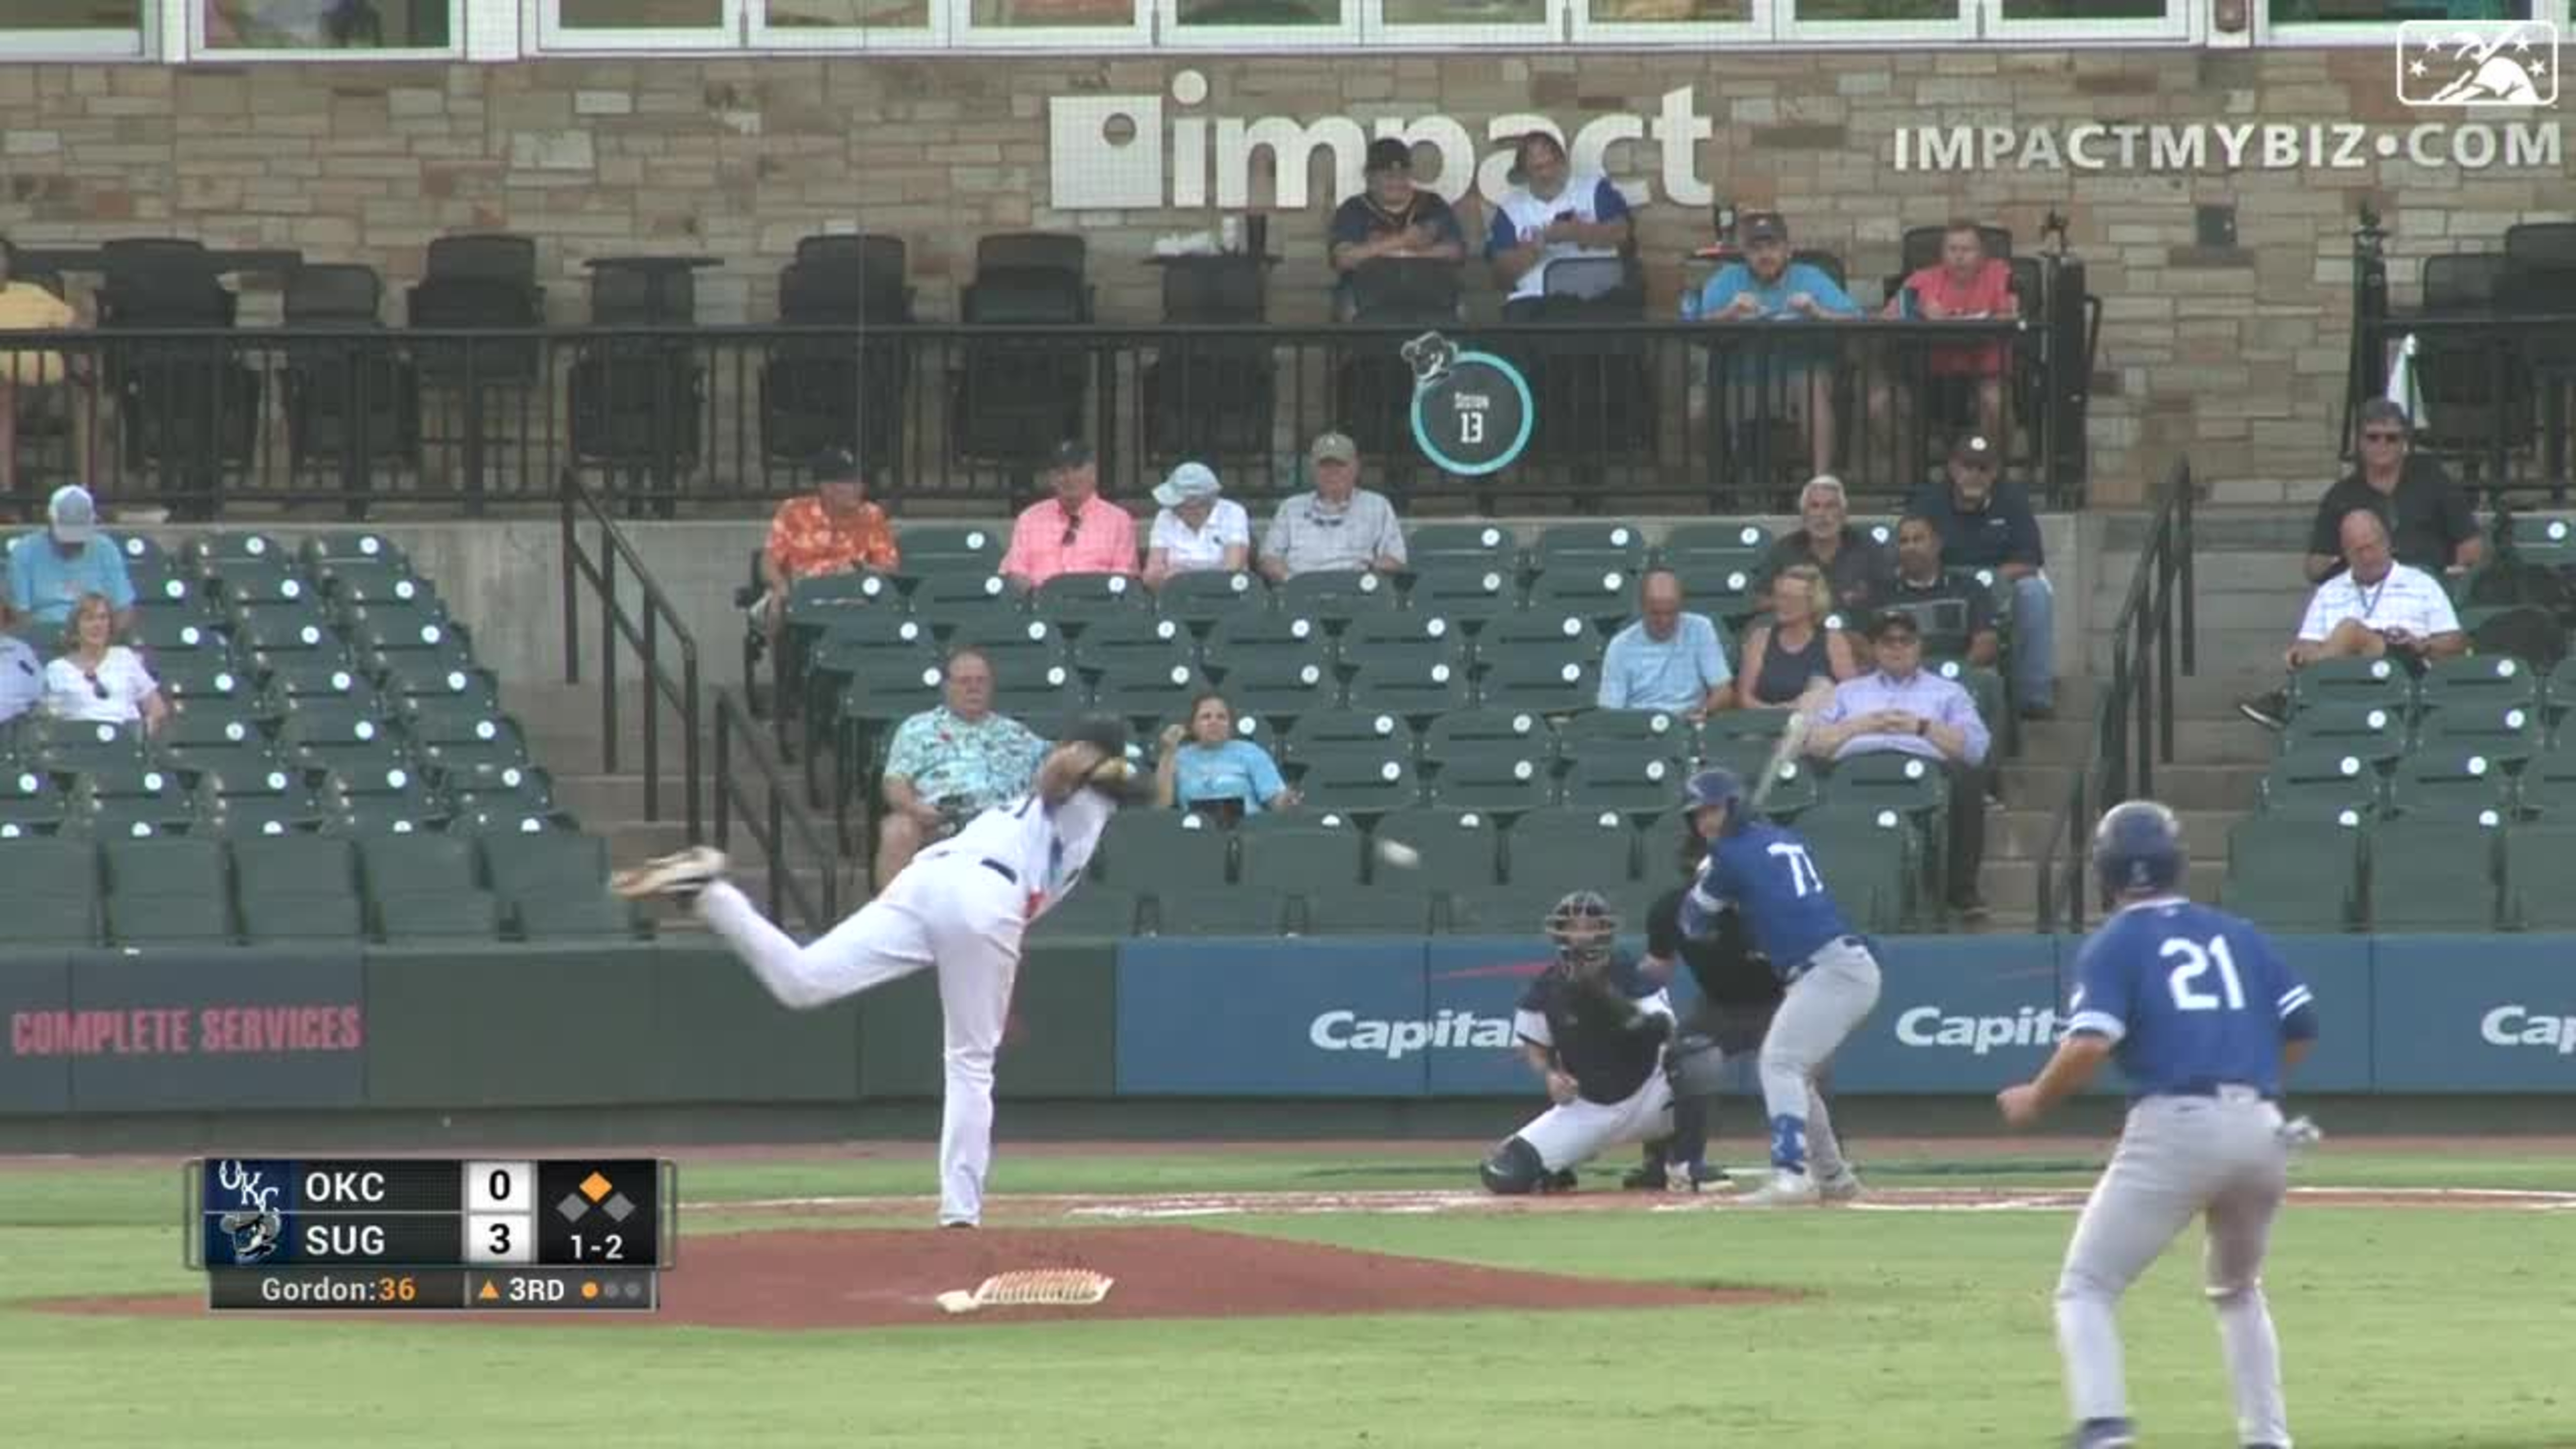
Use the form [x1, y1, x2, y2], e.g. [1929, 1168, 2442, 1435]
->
[1681, 767, 1747, 834]
[2093, 799, 2186, 899]
[1544, 889, 1619, 963]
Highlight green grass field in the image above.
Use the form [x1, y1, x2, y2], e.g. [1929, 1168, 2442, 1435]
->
[6, 1143, 2573, 1449]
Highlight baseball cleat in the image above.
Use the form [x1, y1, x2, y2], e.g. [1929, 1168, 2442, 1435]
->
[610, 846, 727, 902]
[1816, 1167, 1865, 1203]
[1738, 1169, 1820, 1206]
[2068, 1418, 2136, 1449]
[1665, 1160, 1731, 1192]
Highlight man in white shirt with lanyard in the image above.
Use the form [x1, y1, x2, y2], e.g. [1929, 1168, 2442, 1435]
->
[611, 716, 1154, 1228]
[2241, 508, 2464, 729]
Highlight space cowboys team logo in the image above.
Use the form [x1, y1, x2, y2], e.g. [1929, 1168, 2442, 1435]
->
[2397, 20, 2560, 108]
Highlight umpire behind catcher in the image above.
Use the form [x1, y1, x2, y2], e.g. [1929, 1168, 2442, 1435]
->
[1630, 827, 1789, 1191]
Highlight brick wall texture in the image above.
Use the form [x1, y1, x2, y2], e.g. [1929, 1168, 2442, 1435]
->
[0, 49, 2566, 505]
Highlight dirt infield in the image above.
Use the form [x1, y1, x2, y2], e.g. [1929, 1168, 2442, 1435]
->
[35, 1225, 1793, 1329]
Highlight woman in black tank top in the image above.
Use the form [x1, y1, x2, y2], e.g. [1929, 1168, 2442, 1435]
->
[1738, 563, 1860, 707]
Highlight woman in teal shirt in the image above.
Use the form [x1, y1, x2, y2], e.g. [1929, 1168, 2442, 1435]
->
[1154, 691, 1296, 822]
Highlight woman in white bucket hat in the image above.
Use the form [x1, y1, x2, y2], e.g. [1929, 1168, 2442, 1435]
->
[1142, 461, 1249, 587]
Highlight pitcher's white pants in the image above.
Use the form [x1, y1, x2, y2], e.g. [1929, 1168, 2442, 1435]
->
[694, 855, 1026, 1226]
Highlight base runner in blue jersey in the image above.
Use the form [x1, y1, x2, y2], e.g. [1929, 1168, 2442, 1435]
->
[1997, 800, 2320, 1449]
[1676, 766, 1880, 1206]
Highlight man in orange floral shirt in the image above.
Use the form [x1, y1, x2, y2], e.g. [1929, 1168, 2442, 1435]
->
[761, 448, 900, 642]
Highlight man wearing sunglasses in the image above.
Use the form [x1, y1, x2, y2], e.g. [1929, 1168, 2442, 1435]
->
[1256, 432, 1408, 583]
[999, 441, 1138, 591]
[2301, 399, 2481, 585]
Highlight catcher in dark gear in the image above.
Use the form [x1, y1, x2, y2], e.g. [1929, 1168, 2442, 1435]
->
[1479, 891, 1682, 1195]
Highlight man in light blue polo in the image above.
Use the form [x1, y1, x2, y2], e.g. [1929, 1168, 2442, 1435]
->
[7, 484, 134, 633]
[1597, 568, 1734, 719]
[1805, 608, 1993, 921]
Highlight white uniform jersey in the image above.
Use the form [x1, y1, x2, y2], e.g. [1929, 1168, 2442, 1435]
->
[921, 786, 1114, 920]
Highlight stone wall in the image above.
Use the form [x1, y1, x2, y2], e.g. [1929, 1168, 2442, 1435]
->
[0, 49, 2566, 505]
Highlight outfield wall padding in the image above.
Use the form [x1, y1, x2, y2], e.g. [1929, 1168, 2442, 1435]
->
[0, 935, 2570, 1116]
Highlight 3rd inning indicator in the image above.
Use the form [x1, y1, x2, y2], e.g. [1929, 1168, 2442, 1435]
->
[188, 1158, 676, 1312]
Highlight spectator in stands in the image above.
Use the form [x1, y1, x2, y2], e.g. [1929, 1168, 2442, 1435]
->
[1257, 433, 1408, 582]
[1328, 138, 1468, 321]
[7, 485, 134, 634]
[0, 628, 39, 726]
[1909, 433, 2054, 719]
[1875, 219, 2018, 448]
[1889, 513, 2001, 669]
[1690, 210, 1863, 479]
[758, 448, 898, 642]
[42, 591, 165, 735]
[874, 646, 1047, 888]
[1000, 441, 1138, 589]
[2304, 399, 2481, 584]
[1596, 568, 1734, 719]
[1484, 131, 1635, 321]
[1758, 474, 1893, 616]
[2239, 508, 2466, 730]
[1154, 690, 1297, 824]
[1142, 461, 1249, 587]
[1806, 608, 1994, 920]
[1736, 562, 1861, 710]
[0, 238, 82, 503]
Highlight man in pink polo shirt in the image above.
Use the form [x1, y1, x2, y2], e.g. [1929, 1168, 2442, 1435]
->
[1000, 440, 1139, 589]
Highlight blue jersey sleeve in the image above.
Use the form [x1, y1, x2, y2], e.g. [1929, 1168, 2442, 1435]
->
[2066, 924, 2136, 1044]
[2256, 929, 2319, 1044]
[1679, 849, 1734, 938]
[1484, 207, 1517, 260]
[1592, 179, 1632, 224]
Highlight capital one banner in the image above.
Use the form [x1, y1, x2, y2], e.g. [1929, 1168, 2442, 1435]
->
[2372, 936, 2576, 1092]
[1117, 939, 1429, 1095]
[1833, 936, 2063, 1093]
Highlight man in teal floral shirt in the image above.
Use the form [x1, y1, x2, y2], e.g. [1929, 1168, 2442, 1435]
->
[876, 646, 1048, 888]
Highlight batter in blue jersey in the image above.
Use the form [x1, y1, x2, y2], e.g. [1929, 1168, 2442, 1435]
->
[1997, 799, 2320, 1449]
[1676, 766, 1882, 1206]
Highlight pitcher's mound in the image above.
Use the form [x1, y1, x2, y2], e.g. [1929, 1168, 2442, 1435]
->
[670, 1225, 1793, 1328]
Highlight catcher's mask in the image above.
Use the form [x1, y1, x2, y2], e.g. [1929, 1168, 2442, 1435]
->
[1544, 889, 1618, 966]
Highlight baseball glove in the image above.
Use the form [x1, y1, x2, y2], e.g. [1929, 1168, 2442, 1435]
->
[1085, 754, 1158, 806]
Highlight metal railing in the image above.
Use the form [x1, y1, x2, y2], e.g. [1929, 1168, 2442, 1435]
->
[712, 684, 841, 937]
[0, 315, 2092, 518]
[2034, 454, 2197, 935]
[2347, 312, 2576, 499]
[560, 467, 703, 842]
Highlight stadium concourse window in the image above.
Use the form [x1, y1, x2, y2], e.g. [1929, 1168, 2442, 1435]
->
[198, 0, 454, 51]
[0, 0, 150, 55]
[1570, 0, 1756, 43]
[957, 0, 1147, 48]
[750, 0, 939, 44]
[2261, 0, 2548, 46]
[1778, 0, 1975, 40]
[1375, 0, 1552, 44]
[540, 0, 738, 49]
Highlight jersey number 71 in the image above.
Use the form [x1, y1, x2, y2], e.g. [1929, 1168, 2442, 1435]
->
[1766, 842, 1824, 898]
[2161, 935, 2246, 1013]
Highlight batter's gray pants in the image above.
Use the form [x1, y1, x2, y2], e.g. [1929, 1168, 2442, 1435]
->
[1758, 936, 1882, 1176]
[2055, 1089, 2293, 1447]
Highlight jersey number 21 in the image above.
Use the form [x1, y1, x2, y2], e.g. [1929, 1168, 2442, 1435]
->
[2161, 935, 2246, 1012]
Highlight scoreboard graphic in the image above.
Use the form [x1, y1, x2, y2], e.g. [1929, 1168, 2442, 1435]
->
[1403, 331, 1533, 478]
[189, 1158, 675, 1312]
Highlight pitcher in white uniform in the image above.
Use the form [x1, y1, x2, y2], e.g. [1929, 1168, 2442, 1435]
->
[613, 716, 1153, 1227]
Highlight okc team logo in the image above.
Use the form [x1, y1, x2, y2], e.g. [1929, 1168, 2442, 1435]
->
[2397, 21, 2559, 108]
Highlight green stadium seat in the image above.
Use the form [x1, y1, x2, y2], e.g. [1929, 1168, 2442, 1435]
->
[359, 831, 481, 900]
[515, 889, 650, 941]
[1095, 809, 1232, 891]
[211, 786, 332, 838]
[2542, 655, 2576, 725]
[2386, 748, 2518, 823]
[2279, 700, 2410, 768]
[216, 561, 321, 607]
[346, 604, 463, 657]
[1237, 811, 1367, 891]
[135, 610, 230, 655]
[1658, 521, 1773, 567]
[1533, 522, 1650, 574]
[911, 570, 1017, 618]
[188, 532, 290, 570]
[0, 768, 68, 830]
[1402, 558, 1522, 631]
[1508, 805, 1644, 889]
[2256, 747, 2384, 822]
[2414, 698, 2543, 768]
[241, 891, 367, 943]
[155, 653, 250, 708]
[1820, 750, 1950, 822]
[280, 704, 403, 775]
[1526, 562, 1641, 632]
[1563, 749, 1689, 817]
[1698, 706, 1792, 750]
[1204, 611, 1333, 677]
[1422, 740, 1554, 813]
[831, 647, 948, 729]
[1422, 706, 1557, 759]
[37, 720, 149, 773]
[1475, 651, 1599, 714]
[1298, 887, 1436, 935]
[893, 523, 1007, 574]
[2514, 744, 2576, 818]
[302, 529, 412, 573]
[231, 834, 359, 899]
[1474, 608, 1600, 661]
[1368, 805, 1501, 892]
[2219, 815, 2362, 931]
[1029, 885, 1142, 940]
[231, 603, 338, 657]
[784, 570, 905, 635]
[2367, 818, 2503, 930]
[2415, 653, 2540, 713]
[1338, 613, 1471, 678]
[1272, 569, 1396, 629]
[479, 829, 609, 896]
[1214, 653, 1339, 728]
[948, 613, 1069, 676]
[1341, 659, 1474, 722]
[108, 891, 235, 945]
[443, 761, 556, 817]
[1153, 569, 1268, 632]
[1146, 887, 1288, 937]
[1406, 522, 1520, 567]
[991, 662, 1090, 724]
[101, 835, 227, 905]
[366, 635, 482, 696]
[1930, 659, 2009, 734]
[1032, 571, 1150, 634]
[0, 837, 99, 903]
[1797, 807, 1914, 932]
[8, 895, 99, 944]
[910, 597, 1025, 648]
[1282, 709, 1415, 766]
[1071, 613, 1197, 681]
[1088, 658, 1207, 733]
[2287, 655, 2413, 717]
[323, 567, 435, 611]
[2503, 823, 2576, 929]
[1701, 736, 1822, 818]
[1558, 708, 1693, 764]
[257, 649, 371, 699]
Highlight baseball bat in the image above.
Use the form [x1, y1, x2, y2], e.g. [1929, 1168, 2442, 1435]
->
[1743, 711, 1812, 813]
